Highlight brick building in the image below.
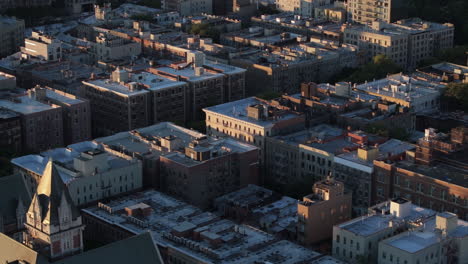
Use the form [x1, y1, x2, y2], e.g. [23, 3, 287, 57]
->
[297, 178, 352, 245]
[372, 127, 468, 220]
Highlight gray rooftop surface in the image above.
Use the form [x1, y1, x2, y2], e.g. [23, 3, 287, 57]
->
[338, 203, 435, 237]
[0, 95, 58, 114]
[204, 97, 302, 128]
[82, 189, 322, 264]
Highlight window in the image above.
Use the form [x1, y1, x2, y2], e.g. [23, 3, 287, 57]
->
[336, 235, 340, 243]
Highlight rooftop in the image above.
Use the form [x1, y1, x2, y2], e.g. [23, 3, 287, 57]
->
[83, 189, 322, 264]
[96, 122, 256, 167]
[274, 124, 358, 154]
[0, 108, 19, 119]
[382, 213, 468, 253]
[338, 201, 435, 237]
[11, 141, 135, 184]
[155, 65, 224, 82]
[204, 97, 303, 128]
[0, 95, 58, 115]
[251, 196, 298, 234]
[335, 139, 415, 168]
[214, 184, 275, 209]
[394, 160, 468, 188]
[355, 74, 443, 102]
[45, 89, 84, 105]
[346, 18, 453, 37]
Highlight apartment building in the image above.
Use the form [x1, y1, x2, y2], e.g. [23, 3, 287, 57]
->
[96, 122, 259, 209]
[28, 86, 91, 145]
[82, 69, 154, 137]
[354, 73, 444, 113]
[0, 108, 22, 153]
[415, 62, 468, 84]
[336, 101, 416, 134]
[378, 212, 468, 264]
[176, 14, 242, 33]
[265, 125, 380, 187]
[162, 0, 213, 15]
[204, 96, 305, 165]
[297, 178, 352, 245]
[93, 32, 141, 62]
[0, 71, 16, 90]
[314, 4, 347, 23]
[333, 198, 436, 263]
[333, 139, 414, 215]
[25, 61, 105, 95]
[347, 0, 407, 24]
[22, 32, 62, 61]
[0, 16, 25, 59]
[230, 37, 358, 94]
[81, 189, 339, 264]
[276, 0, 332, 17]
[215, 184, 298, 239]
[11, 141, 143, 207]
[282, 82, 361, 115]
[372, 127, 468, 220]
[153, 54, 232, 121]
[0, 94, 63, 153]
[251, 13, 344, 40]
[214, 184, 278, 221]
[344, 19, 454, 69]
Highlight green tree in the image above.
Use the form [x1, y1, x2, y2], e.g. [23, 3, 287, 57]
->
[407, 0, 468, 45]
[189, 23, 221, 43]
[342, 55, 402, 84]
[442, 83, 468, 112]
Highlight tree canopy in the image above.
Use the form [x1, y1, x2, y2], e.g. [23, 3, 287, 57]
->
[189, 23, 221, 43]
[407, 0, 468, 45]
[337, 54, 402, 84]
[442, 83, 468, 112]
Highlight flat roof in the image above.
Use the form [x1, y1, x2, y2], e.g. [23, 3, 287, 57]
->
[82, 189, 321, 263]
[45, 89, 84, 105]
[156, 65, 224, 82]
[204, 60, 246, 75]
[11, 141, 134, 184]
[383, 216, 468, 253]
[0, 95, 58, 114]
[335, 139, 415, 168]
[215, 184, 275, 208]
[83, 79, 149, 97]
[96, 122, 256, 167]
[0, 108, 19, 119]
[204, 97, 302, 128]
[338, 203, 435, 237]
[387, 231, 438, 253]
[395, 160, 468, 188]
[355, 74, 443, 102]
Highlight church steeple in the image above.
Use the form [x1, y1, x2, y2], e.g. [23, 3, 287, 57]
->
[24, 159, 84, 260]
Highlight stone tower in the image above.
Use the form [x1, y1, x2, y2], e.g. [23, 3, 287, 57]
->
[24, 159, 84, 260]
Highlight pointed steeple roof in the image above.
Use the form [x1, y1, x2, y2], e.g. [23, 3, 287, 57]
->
[28, 159, 80, 226]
